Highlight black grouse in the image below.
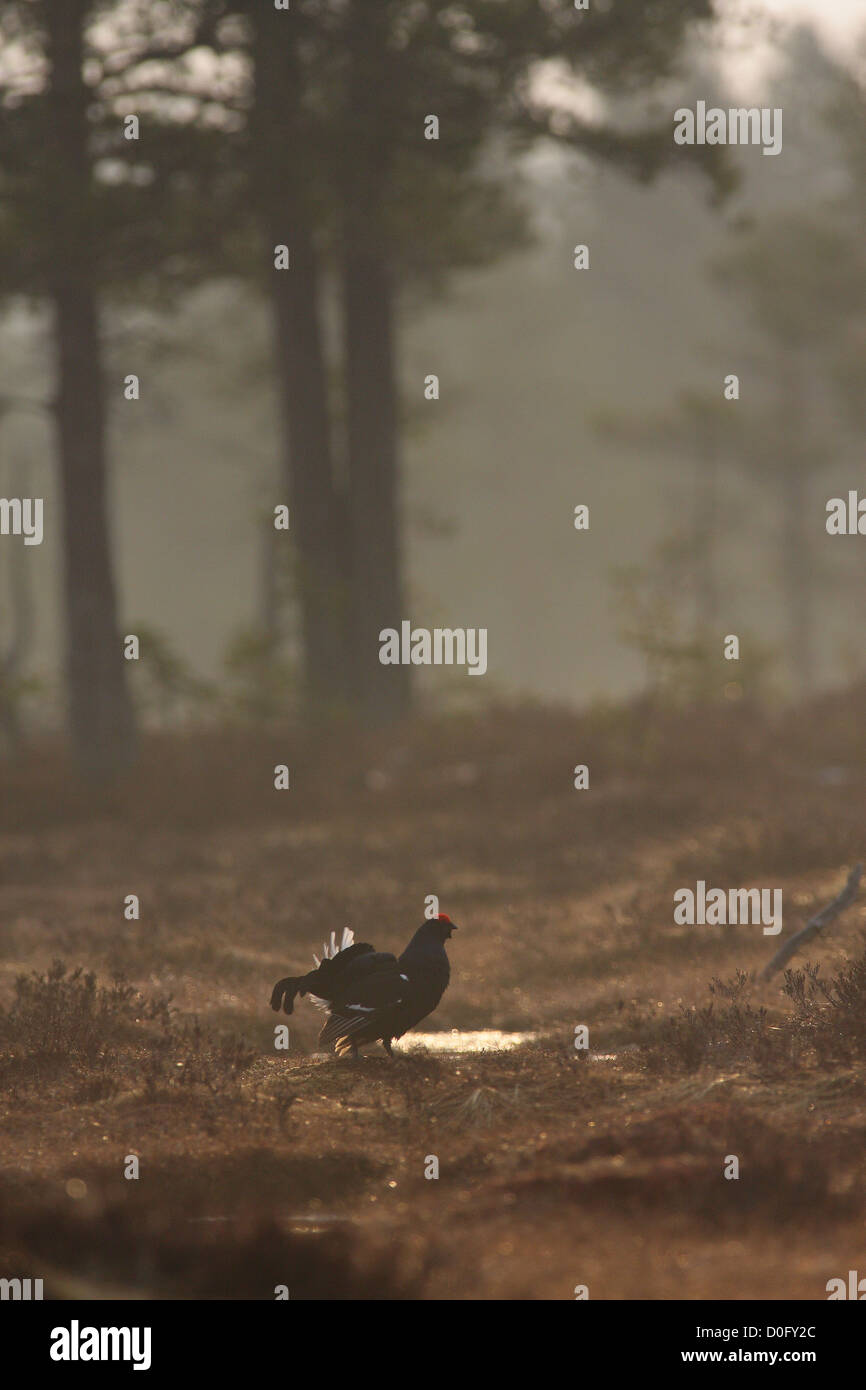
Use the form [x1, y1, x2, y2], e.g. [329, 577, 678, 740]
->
[270, 915, 457, 1057]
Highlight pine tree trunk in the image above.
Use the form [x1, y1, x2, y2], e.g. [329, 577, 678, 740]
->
[342, 251, 409, 724]
[693, 437, 719, 636]
[782, 452, 813, 696]
[251, 9, 348, 715]
[44, 0, 136, 778]
[0, 465, 34, 758]
[341, 3, 410, 725]
[778, 356, 815, 698]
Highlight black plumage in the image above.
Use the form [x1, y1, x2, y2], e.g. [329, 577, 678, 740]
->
[270, 916, 457, 1057]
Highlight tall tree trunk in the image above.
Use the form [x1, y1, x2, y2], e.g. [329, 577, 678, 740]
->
[692, 435, 719, 637]
[342, 252, 408, 725]
[341, 2, 410, 726]
[250, 8, 348, 715]
[781, 450, 813, 696]
[44, 0, 136, 778]
[778, 355, 814, 698]
[0, 464, 34, 758]
[259, 509, 280, 647]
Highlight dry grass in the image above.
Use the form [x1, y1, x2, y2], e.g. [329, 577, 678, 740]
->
[2, 689, 866, 1297]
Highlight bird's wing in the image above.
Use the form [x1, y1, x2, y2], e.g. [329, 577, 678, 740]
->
[317, 954, 412, 1051]
[305, 946, 402, 1011]
[328, 951, 406, 1007]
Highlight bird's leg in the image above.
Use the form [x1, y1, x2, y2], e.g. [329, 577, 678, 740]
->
[382, 1038, 394, 1058]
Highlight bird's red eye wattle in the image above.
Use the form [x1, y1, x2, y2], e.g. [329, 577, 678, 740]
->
[437, 913, 451, 924]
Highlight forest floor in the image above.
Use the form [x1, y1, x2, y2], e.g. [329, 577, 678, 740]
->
[2, 690, 866, 1299]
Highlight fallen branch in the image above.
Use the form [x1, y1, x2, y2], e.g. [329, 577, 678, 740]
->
[759, 862, 862, 982]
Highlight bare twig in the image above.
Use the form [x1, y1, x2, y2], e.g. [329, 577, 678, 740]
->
[759, 863, 862, 982]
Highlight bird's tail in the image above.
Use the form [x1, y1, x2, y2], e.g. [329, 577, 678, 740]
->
[312, 927, 355, 966]
[270, 975, 305, 1014]
[270, 928, 356, 1014]
[270, 967, 330, 1014]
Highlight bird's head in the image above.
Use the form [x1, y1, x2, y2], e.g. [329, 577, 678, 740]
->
[423, 913, 457, 941]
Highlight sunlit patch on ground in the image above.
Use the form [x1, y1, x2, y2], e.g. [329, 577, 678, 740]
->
[402, 1028, 538, 1054]
[305, 1029, 538, 1058]
[283, 1213, 357, 1233]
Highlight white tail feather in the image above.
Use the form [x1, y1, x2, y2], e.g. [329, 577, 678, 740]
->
[314, 926, 355, 965]
[310, 927, 356, 1011]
